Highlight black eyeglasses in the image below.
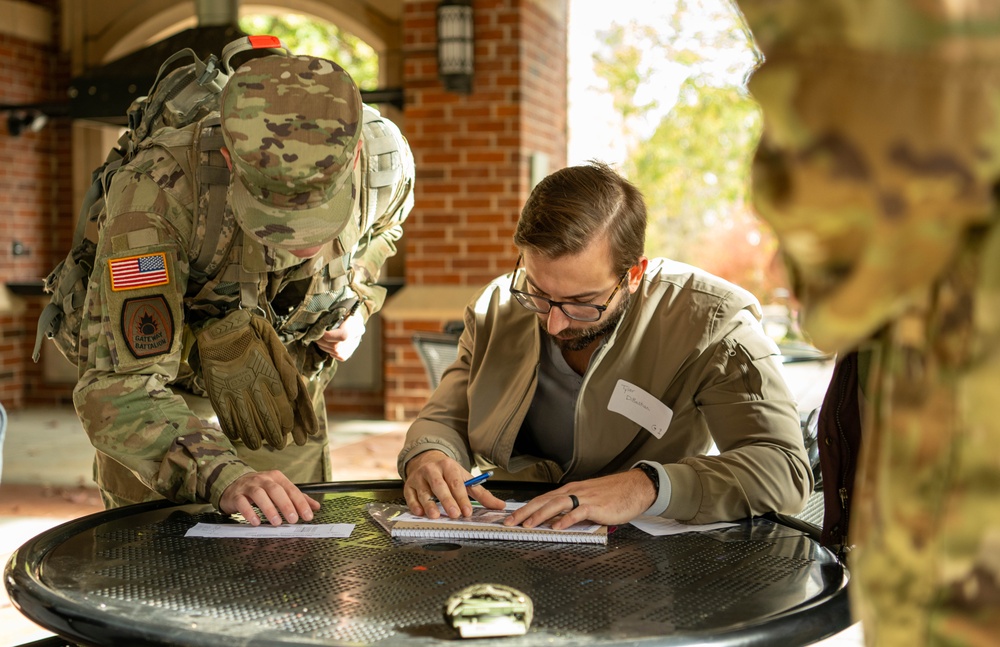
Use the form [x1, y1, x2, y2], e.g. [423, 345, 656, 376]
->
[508, 255, 630, 322]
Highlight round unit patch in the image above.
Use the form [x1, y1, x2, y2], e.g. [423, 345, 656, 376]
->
[121, 296, 174, 359]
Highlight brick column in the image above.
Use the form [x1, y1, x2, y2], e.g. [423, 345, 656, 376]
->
[0, 1, 74, 409]
[383, 0, 568, 421]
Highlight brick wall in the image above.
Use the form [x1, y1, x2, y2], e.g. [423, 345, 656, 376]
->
[0, 3, 393, 418]
[1, 0, 569, 425]
[0, 1, 74, 409]
[386, 0, 568, 421]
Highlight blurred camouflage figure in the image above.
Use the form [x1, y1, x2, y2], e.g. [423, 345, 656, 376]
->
[736, 0, 1000, 644]
[74, 54, 414, 526]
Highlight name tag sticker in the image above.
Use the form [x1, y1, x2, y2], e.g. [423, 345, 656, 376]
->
[607, 379, 673, 439]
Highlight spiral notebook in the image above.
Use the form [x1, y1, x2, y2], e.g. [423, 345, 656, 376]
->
[367, 502, 609, 545]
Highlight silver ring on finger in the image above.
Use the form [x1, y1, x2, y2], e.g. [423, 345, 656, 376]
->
[568, 494, 580, 510]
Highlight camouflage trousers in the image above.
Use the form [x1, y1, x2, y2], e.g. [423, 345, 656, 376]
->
[95, 383, 332, 509]
[850, 221, 1000, 646]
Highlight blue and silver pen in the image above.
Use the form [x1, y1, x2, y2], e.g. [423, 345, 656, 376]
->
[463, 471, 493, 487]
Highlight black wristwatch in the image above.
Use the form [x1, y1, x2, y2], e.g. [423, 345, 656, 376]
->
[633, 462, 660, 493]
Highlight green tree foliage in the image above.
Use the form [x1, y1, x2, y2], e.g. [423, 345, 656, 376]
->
[592, 0, 785, 300]
[240, 13, 379, 90]
[628, 80, 768, 269]
[592, 26, 655, 125]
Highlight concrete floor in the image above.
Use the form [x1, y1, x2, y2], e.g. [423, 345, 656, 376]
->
[0, 405, 862, 647]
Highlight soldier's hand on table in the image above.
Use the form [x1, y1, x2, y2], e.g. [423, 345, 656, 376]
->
[504, 470, 657, 530]
[403, 450, 506, 519]
[315, 312, 365, 362]
[219, 470, 322, 527]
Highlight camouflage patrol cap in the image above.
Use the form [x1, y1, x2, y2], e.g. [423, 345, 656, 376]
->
[220, 54, 362, 250]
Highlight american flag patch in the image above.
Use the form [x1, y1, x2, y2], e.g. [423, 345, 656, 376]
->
[109, 252, 170, 291]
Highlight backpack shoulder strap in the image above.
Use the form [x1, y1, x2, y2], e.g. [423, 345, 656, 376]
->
[154, 115, 232, 278]
[190, 115, 232, 276]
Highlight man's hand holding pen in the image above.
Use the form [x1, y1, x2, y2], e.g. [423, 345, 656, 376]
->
[402, 450, 507, 518]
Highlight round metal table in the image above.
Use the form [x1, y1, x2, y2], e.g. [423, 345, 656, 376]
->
[5, 481, 850, 646]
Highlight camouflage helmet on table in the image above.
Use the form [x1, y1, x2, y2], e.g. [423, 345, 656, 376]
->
[220, 54, 363, 250]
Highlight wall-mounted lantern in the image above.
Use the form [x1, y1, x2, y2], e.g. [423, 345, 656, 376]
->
[5, 110, 48, 137]
[436, 0, 475, 94]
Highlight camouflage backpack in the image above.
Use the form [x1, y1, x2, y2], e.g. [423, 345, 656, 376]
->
[32, 35, 289, 366]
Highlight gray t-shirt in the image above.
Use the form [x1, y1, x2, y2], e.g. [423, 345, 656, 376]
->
[517, 336, 594, 469]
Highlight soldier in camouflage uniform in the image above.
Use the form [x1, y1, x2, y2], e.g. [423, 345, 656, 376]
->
[736, 0, 1000, 644]
[74, 54, 414, 526]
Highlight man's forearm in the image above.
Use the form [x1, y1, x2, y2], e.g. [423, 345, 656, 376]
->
[75, 370, 246, 505]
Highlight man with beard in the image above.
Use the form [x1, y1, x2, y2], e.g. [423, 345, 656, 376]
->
[397, 162, 811, 527]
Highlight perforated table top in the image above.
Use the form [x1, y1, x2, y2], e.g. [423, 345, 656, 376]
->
[5, 482, 849, 646]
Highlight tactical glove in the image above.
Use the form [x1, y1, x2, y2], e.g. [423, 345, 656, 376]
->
[196, 309, 319, 450]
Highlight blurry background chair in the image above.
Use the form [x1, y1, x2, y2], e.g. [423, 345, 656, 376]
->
[411, 322, 463, 389]
[767, 404, 825, 541]
[794, 405, 825, 525]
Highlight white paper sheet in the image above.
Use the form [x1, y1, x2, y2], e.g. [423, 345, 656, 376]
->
[185, 522, 354, 539]
[628, 515, 737, 536]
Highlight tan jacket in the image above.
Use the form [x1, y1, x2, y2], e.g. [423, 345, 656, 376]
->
[398, 259, 813, 523]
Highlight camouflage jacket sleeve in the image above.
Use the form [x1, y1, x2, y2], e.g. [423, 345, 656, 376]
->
[73, 154, 254, 509]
